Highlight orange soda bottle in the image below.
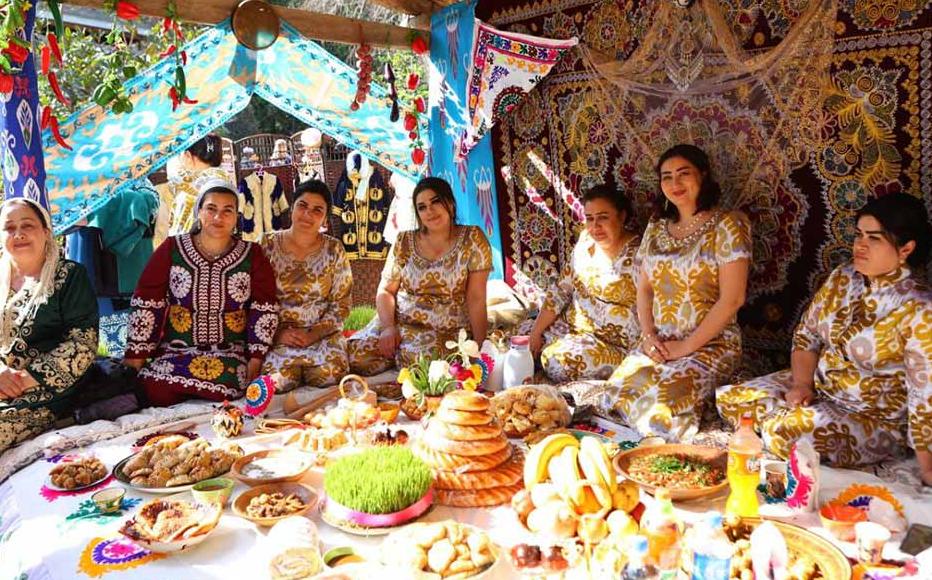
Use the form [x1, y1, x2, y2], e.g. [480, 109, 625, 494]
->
[641, 488, 682, 578]
[725, 414, 762, 518]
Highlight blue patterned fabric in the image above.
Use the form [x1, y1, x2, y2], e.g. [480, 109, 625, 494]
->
[428, 2, 504, 279]
[0, 4, 49, 207]
[42, 20, 420, 234]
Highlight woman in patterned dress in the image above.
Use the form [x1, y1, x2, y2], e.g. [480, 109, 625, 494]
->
[0, 199, 98, 454]
[528, 185, 640, 382]
[348, 177, 492, 375]
[603, 144, 752, 441]
[153, 133, 230, 247]
[262, 180, 352, 389]
[124, 179, 279, 406]
[717, 193, 932, 482]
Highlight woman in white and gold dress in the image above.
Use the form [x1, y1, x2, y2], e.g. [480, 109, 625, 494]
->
[528, 185, 640, 382]
[718, 193, 932, 482]
[348, 177, 492, 375]
[605, 144, 752, 441]
[262, 180, 352, 389]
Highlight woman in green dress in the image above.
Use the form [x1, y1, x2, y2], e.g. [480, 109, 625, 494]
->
[0, 198, 99, 454]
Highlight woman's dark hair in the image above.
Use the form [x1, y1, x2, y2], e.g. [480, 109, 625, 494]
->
[655, 144, 721, 220]
[856, 192, 931, 267]
[187, 133, 222, 167]
[413, 176, 457, 231]
[4, 198, 49, 229]
[581, 184, 632, 218]
[293, 179, 333, 216]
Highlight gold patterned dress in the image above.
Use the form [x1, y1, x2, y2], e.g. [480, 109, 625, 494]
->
[539, 232, 640, 382]
[1, 260, 98, 454]
[716, 264, 932, 467]
[261, 232, 353, 389]
[347, 225, 492, 375]
[153, 167, 231, 247]
[605, 210, 752, 441]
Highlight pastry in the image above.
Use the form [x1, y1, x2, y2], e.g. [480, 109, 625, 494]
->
[284, 428, 348, 453]
[426, 419, 502, 442]
[436, 407, 494, 426]
[435, 482, 524, 508]
[413, 441, 513, 473]
[382, 521, 496, 577]
[491, 387, 570, 438]
[432, 453, 523, 490]
[441, 390, 490, 412]
[50, 457, 108, 489]
[121, 498, 221, 543]
[304, 398, 379, 430]
[422, 432, 509, 456]
[246, 492, 306, 518]
[123, 438, 241, 488]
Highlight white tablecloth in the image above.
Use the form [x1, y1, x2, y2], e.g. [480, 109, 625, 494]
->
[2, 389, 931, 579]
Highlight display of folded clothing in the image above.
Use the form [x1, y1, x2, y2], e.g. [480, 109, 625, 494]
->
[414, 390, 524, 507]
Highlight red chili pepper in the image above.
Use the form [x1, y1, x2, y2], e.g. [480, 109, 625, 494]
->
[169, 86, 179, 111]
[173, 22, 183, 40]
[3, 43, 29, 64]
[163, 17, 173, 32]
[0, 74, 12, 95]
[49, 115, 72, 150]
[48, 33, 63, 65]
[181, 50, 187, 66]
[115, 1, 141, 20]
[182, 96, 198, 105]
[48, 72, 71, 106]
[41, 46, 51, 76]
[160, 45, 176, 59]
[41, 106, 52, 130]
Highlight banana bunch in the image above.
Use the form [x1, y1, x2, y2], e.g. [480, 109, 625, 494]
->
[515, 434, 641, 541]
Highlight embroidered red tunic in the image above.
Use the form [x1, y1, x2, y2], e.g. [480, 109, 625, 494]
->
[126, 234, 279, 403]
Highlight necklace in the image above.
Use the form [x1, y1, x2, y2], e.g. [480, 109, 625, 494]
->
[194, 235, 232, 261]
[668, 211, 707, 238]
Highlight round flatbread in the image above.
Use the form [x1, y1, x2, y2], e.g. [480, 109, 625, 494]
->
[435, 481, 524, 507]
[425, 419, 502, 442]
[422, 432, 509, 457]
[440, 390, 490, 412]
[433, 453, 523, 491]
[413, 441, 512, 473]
[435, 407, 494, 426]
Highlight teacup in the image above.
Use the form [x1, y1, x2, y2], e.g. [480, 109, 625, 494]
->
[192, 477, 235, 507]
[92, 487, 126, 514]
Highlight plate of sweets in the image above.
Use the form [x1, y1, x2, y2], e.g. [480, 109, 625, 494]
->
[320, 446, 433, 536]
[114, 438, 242, 493]
[381, 520, 500, 578]
[119, 497, 221, 553]
[47, 456, 110, 491]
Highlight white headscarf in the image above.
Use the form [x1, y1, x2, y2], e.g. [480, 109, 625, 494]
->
[188, 177, 240, 234]
[0, 198, 61, 351]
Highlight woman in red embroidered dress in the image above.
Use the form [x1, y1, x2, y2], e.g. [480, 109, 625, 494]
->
[124, 179, 279, 406]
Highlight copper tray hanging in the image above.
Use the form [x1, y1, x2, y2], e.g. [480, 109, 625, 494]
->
[232, 0, 281, 50]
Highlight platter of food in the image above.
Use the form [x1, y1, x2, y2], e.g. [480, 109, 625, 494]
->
[724, 515, 851, 579]
[232, 482, 318, 526]
[613, 443, 727, 501]
[380, 520, 500, 578]
[119, 497, 222, 553]
[113, 438, 242, 493]
[231, 449, 314, 486]
[46, 457, 110, 491]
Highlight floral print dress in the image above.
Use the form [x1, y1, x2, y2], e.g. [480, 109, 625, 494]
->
[538, 232, 640, 382]
[347, 225, 492, 375]
[126, 234, 279, 405]
[603, 210, 752, 441]
[717, 263, 932, 466]
[261, 232, 352, 389]
[0, 260, 98, 454]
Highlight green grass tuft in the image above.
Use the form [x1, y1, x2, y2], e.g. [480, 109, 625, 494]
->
[324, 447, 432, 514]
[343, 305, 376, 331]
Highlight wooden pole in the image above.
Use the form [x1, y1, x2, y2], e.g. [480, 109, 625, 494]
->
[63, 0, 430, 48]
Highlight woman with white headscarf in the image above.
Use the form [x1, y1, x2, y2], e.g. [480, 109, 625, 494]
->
[124, 179, 279, 406]
[0, 198, 98, 454]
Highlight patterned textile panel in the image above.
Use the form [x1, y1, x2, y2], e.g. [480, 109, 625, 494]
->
[478, 0, 932, 375]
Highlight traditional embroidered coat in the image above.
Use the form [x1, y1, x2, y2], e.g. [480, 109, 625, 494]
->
[126, 235, 279, 403]
[0, 260, 98, 454]
[602, 210, 752, 441]
[332, 152, 393, 259]
[717, 263, 932, 466]
[238, 172, 289, 242]
[347, 225, 492, 374]
[261, 233, 352, 389]
[537, 232, 640, 382]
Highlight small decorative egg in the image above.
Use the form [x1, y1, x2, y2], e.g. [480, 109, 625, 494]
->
[211, 403, 244, 439]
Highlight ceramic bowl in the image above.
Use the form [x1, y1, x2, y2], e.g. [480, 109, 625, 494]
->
[192, 477, 235, 507]
[233, 482, 318, 527]
[92, 487, 125, 513]
[820, 502, 867, 542]
[231, 449, 314, 486]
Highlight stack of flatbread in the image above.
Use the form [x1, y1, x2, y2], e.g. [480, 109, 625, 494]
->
[413, 390, 523, 507]
[120, 498, 220, 543]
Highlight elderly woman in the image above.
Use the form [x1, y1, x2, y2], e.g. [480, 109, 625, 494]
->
[154, 133, 230, 247]
[124, 179, 279, 406]
[528, 185, 640, 382]
[348, 177, 492, 374]
[0, 199, 98, 454]
[262, 180, 352, 390]
[718, 193, 932, 483]
[603, 144, 751, 441]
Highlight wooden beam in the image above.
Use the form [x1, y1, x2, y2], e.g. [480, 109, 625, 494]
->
[367, 0, 435, 16]
[63, 0, 430, 48]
